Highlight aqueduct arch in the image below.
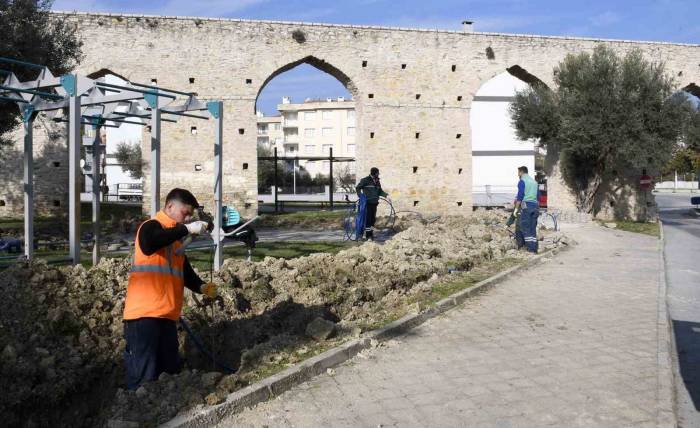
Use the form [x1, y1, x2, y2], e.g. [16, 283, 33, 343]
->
[0, 12, 698, 218]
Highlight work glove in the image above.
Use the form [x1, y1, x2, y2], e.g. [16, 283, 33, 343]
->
[185, 221, 208, 235]
[201, 282, 218, 298]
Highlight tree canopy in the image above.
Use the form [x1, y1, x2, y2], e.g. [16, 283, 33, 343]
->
[510, 45, 693, 214]
[0, 0, 82, 152]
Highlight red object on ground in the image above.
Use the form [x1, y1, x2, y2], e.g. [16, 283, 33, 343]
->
[538, 183, 547, 209]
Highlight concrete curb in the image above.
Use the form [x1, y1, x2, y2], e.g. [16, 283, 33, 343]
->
[657, 221, 679, 427]
[161, 244, 571, 428]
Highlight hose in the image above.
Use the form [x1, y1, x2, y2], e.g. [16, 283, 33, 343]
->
[180, 234, 238, 374]
[179, 316, 236, 374]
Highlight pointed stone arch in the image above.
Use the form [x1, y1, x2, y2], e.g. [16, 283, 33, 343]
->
[254, 56, 358, 114]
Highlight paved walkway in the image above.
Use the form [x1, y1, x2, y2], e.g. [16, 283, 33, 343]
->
[217, 224, 672, 427]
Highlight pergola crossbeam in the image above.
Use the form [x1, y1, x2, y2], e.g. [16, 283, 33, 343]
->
[0, 57, 227, 267]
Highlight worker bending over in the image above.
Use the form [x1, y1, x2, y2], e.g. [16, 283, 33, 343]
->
[514, 166, 539, 253]
[356, 167, 388, 241]
[123, 188, 217, 390]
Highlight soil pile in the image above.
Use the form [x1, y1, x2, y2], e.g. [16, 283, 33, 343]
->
[0, 210, 566, 426]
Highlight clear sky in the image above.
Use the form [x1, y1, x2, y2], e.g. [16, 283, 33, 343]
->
[53, 0, 700, 115]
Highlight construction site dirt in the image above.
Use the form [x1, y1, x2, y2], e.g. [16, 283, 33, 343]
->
[0, 210, 570, 427]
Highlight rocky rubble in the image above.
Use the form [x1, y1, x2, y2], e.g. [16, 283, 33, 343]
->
[0, 209, 566, 426]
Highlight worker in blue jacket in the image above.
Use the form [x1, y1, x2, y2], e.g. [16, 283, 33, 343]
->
[514, 166, 539, 253]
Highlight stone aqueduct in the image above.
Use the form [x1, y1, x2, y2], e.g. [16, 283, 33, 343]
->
[1, 12, 699, 218]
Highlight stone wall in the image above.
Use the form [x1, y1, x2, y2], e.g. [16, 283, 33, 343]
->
[1, 12, 698, 218]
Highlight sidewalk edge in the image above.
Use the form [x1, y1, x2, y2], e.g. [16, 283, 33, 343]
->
[657, 220, 678, 427]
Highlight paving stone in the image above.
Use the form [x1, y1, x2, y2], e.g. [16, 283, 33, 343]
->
[217, 225, 672, 427]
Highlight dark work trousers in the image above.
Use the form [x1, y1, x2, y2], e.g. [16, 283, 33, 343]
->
[365, 202, 378, 237]
[519, 201, 539, 253]
[124, 317, 181, 390]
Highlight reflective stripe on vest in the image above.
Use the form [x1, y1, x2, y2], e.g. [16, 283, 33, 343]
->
[130, 264, 184, 278]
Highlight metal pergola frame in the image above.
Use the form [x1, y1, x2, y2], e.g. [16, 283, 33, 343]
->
[0, 57, 226, 270]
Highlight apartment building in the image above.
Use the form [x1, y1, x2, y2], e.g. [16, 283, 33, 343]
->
[257, 96, 356, 177]
[256, 113, 283, 150]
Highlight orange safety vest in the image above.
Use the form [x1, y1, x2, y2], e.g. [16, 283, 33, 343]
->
[123, 211, 186, 321]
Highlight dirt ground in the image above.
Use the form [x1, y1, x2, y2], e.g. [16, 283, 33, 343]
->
[0, 210, 569, 427]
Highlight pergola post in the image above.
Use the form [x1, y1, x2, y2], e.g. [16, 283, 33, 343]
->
[64, 75, 82, 265]
[22, 107, 34, 259]
[208, 101, 224, 271]
[92, 118, 102, 265]
[329, 147, 334, 210]
[149, 94, 161, 216]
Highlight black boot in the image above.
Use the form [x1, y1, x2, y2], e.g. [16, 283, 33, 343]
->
[365, 229, 374, 241]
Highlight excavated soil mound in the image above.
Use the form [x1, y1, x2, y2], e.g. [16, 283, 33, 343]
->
[0, 210, 567, 426]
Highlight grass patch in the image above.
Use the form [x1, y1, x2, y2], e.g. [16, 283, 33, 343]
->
[256, 210, 347, 229]
[187, 240, 352, 271]
[1, 241, 352, 271]
[411, 257, 522, 307]
[603, 220, 660, 237]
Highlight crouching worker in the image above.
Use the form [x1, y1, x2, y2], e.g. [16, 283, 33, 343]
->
[123, 188, 218, 390]
[355, 167, 388, 241]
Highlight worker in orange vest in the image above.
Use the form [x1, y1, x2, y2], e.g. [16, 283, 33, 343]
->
[123, 188, 217, 390]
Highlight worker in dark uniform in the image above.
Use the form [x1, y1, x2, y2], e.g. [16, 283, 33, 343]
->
[123, 188, 217, 390]
[355, 167, 388, 241]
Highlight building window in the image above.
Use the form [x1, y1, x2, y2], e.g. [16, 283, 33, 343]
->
[347, 144, 356, 155]
[322, 144, 332, 154]
[305, 145, 314, 154]
[347, 127, 355, 137]
[272, 123, 281, 130]
[304, 128, 315, 137]
[322, 160, 330, 170]
[322, 127, 333, 137]
[347, 110, 355, 120]
[286, 112, 298, 121]
[322, 110, 333, 120]
[304, 111, 316, 120]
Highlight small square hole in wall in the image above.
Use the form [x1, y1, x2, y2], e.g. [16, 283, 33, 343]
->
[245, 78, 252, 84]
[194, 164, 202, 171]
[415, 94, 421, 100]
[191, 126, 197, 135]
[368, 93, 374, 99]
[413, 200, 419, 207]
[412, 166, 418, 173]
[456, 133, 461, 139]
[458, 168, 463, 174]
[244, 202, 252, 208]
[0, 200, 5, 207]
[370, 132, 375, 139]
[415, 132, 420, 139]
[146, 125, 152, 132]
[151, 78, 157, 84]
[53, 200, 61, 207]
[401, 64, 406, 69]
[457, 201, 463, 206]
[457, 95, 462, 101]
[238, 128, 245, 135]
[451, 65, 456, 72]
[189, 77, 195, 84]
[242, 162, 249, 170]
[52, 161, 60, 167]
[362, 60, 367, 67]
